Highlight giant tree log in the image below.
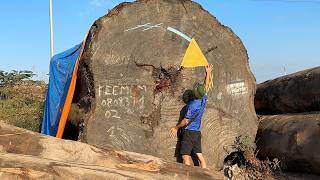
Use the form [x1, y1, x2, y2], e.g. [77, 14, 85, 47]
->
[73, 0, 257, 169]
[256, 113, 320, 174]
[0, 121, 224, 179]
[255, 66, 320, 115]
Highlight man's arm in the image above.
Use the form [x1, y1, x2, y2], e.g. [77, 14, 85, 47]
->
[169, 118, 190, 139]
[175, 118, 190, 129]
[204, 64, 213, 92]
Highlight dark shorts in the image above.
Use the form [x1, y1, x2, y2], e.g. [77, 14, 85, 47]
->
[180, 129, 202, 155]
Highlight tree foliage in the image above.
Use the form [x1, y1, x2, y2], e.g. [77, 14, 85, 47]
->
[0, 70, 35, 86]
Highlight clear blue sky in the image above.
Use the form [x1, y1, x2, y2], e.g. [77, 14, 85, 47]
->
[0, 0, 319, 83]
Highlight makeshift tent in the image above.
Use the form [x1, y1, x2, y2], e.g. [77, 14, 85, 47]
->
[41, 41, 85, 138]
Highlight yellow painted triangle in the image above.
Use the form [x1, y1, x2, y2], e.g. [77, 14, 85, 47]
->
[180, 38, 209, 68]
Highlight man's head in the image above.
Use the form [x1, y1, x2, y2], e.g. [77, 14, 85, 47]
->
[193, 83, 206, 99]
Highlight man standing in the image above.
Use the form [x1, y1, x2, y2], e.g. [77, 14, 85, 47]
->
[170, 64, 213, 169]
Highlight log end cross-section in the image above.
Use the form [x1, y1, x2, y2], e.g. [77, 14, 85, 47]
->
[73, 0, 257, 169]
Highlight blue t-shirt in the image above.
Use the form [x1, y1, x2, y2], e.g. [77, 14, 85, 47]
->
[185, 94, 208, 131]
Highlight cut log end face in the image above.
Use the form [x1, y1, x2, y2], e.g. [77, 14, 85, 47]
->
[79, 0, 257, 168]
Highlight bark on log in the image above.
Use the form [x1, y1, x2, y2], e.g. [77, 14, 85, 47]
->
[0, 121, 224, 179]
[73, 0, 257, 169]
[255, 67, 320, 115]
[256, 113, 320, 174]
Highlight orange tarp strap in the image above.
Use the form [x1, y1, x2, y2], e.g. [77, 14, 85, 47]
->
[55, 33, 88, 138]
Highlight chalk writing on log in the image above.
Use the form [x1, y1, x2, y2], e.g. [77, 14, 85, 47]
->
[98, 84, 148, 119]
[124, 22, 192, 42]
[226, 81, 248, 95]
[105, 109, 120, 119]
[107, 126, 133, 149]
[124, 22, 163, 32]
[98, 85, 146, 97]
[103, 55, 134, 66]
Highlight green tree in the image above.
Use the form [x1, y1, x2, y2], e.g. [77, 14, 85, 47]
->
[0, 70, 35, 86]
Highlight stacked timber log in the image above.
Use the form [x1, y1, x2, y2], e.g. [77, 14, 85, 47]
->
[255, 67, 320, 174]
[257, 113, 320, 174]
[71, 0, 258, 169]
[255, 66, 320, 115]
[0, 121, 223, 179]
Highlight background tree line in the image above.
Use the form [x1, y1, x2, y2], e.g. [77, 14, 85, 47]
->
[0, 70, 35, 86]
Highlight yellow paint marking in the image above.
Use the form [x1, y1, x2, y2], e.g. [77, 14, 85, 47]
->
[180, 39, 209, 68]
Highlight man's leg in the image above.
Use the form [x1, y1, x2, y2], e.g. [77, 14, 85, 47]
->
[180, 130, 193, 166]
[182, 155, 191, 165]
[196, 153, 207, 168]
[194, 132, 207, 168]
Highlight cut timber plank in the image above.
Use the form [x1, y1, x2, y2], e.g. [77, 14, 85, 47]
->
[0, 121, 224, 180]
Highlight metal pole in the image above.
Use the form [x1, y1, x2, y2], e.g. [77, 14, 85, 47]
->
[49, 0, 54, 58]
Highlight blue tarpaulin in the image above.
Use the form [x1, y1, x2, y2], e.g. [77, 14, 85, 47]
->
[41, 43, 82, 137]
